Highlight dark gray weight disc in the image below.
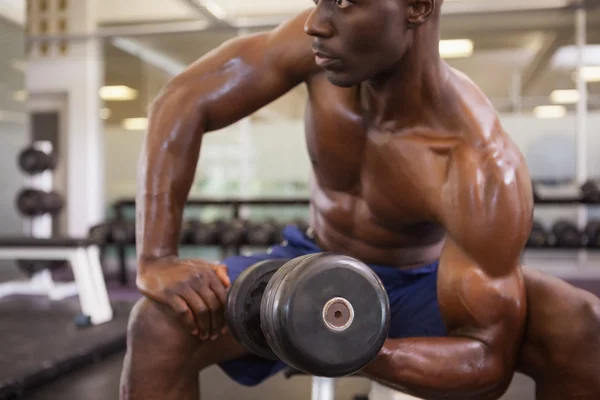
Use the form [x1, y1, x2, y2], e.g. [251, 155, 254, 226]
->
[261, 253, 390, 377]
[225, 259, 289, 360]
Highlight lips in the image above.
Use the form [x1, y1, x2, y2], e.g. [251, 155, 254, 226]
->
[313, 50, 339, 68]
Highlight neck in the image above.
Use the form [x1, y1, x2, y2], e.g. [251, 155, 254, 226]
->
[362, 22, 450, 127]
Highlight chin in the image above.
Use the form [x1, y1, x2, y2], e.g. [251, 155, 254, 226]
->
[325, 70, 364, 88]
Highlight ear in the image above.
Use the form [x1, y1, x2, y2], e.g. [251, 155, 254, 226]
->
[406, 0, 435, 29]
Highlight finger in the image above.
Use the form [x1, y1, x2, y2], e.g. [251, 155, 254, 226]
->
[189, 282, 222, 340]
[167, 295, 198, 336]
[191, 276, 222, 340]
[207, 271, 229, 336]
[209, 270, 228, 306]
[201, 290, 222, 340]
[212, 264, 231, 287]
[180, 287, 210, 340]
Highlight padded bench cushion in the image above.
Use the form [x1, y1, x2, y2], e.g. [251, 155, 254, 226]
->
[0, 237, 100, 248]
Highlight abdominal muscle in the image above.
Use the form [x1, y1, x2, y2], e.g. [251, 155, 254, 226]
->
[308, 184, 446, 269]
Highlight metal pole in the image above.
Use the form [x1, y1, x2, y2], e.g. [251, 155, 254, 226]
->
[510, 73, 522, 114]
[575, 7, 588, 264]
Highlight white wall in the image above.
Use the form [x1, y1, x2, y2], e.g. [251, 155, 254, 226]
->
[0, 121, 27, 232]
[104, 112, 600, 224]
[500, 113, 600, 182]
[104, 119, 309, 206]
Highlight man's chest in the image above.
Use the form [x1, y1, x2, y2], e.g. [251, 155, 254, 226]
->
[304, 80, 459, 225]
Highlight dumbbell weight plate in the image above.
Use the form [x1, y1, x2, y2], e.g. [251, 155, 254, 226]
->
[527, 221, 548, 248]
[18, 147, 56, 175]
[584, 221, 600, 248]
[582, 181, 600, 203]
[259, 255, 311, 363]
[261, 253, 391, 378]
[41, 191, 65, 216]
[552, 220, 581, 248]
[225, 259, 289, 360]
[247, 221, 279, 246]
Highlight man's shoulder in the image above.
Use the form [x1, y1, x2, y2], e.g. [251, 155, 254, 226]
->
[445, 66, 503, 143]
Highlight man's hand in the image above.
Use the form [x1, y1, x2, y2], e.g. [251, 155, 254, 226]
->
[137, 258, 231, 340]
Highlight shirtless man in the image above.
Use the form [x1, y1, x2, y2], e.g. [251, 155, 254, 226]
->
[120, 0, 599, 399]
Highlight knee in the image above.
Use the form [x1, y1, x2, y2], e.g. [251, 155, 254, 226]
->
[127, 297, 189, 348]
[125, 297, 235, 370]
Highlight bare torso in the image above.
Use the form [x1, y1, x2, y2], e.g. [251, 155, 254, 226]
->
[302, 67, 600, 400]
[303, 70, 503, 268]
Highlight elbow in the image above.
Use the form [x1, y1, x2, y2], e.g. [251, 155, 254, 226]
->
[472, 354, 513, 400]
[148, 85, 206, 135]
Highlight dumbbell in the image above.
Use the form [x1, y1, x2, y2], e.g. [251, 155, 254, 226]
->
[89, 223, 113, 244]
[581, 181, 600, 203]
[180, 220, 198, 245]
[246, 220, 282, 246]
[111, 220, 136, 245]
[16, 188, 64, 217]
[527, 221, 548, 248]
[584, 221, 600, 249]
[226, 253, 390, 377]
[18, 146, 57, 175]
[551, 220, 582, 248]
[189, 219, 227, 245]
[221, 219, 250, 247]
[532, 181, 541, 202]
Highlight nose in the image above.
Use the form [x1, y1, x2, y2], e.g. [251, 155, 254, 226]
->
[304, 6, 334, 38]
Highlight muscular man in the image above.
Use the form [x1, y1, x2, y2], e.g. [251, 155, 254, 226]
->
[120, 1, 597, 399]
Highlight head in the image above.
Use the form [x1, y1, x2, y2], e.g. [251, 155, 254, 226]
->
[305, 0, 440, 87]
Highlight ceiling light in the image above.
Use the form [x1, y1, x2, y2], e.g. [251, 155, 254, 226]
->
[440, 39, 473, 59]
[580, 66, 600, 83]
[100, 108, 112, 120]
[553, 45, 600, 69]
[122, 118, 148, 131]
[534, 105, 566, 119]
[100, 86, 138, 101]
[550, 89, 580, 104]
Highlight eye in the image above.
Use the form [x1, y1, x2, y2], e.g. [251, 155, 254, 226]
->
[334, 0, 352, 8]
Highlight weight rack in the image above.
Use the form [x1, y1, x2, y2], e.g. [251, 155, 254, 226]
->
[108, 198, 311, 285]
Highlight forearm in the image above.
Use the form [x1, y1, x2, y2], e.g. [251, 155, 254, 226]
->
[362, 337, 510, 400]
[136, 87, 205, 266]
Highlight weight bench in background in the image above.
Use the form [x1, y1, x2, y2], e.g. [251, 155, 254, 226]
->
[0, 237, 113, 326]
[283, 368, 422, 400]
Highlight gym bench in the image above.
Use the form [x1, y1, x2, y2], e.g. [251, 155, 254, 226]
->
[0, 237, 113, 326]
[283, 368, 422, 400]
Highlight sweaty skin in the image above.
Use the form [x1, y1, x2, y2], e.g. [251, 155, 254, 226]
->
[121, 1, 600, 400]
[516, 268, 600, 400]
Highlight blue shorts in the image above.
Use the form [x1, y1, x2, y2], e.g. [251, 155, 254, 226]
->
[219, 225, 448, 386]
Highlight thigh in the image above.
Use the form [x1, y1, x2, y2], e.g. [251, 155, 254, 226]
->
[385, 269, 448, 339]
[218, 252, 293, 386]
[221, 252, 291, 284]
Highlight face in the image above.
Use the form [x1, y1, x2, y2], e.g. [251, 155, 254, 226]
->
[305, 0, 412, 87]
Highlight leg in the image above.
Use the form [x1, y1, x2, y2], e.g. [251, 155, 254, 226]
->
[120, 297, 250, 400]
[120, 234, 313, 400]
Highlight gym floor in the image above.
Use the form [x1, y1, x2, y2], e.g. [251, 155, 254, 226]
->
[5, 260, 600, 400]
[1, 254, 597, 400]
